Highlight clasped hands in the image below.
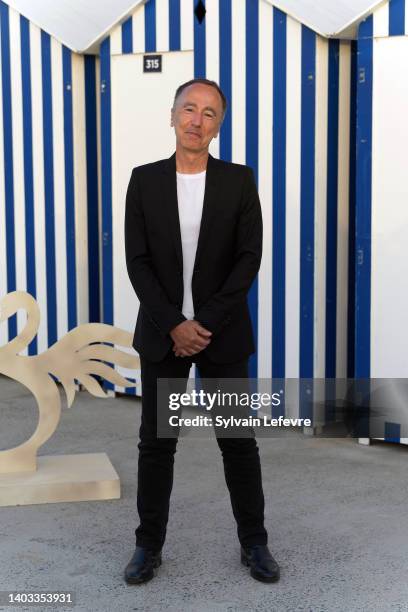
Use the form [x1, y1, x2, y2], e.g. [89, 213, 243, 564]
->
[170, 320, 212, 357]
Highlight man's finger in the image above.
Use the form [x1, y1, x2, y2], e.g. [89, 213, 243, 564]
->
[175, 338, 210, 352]
[185, 340, 209, 351]
[196, 333, 211, 341]
[192, 337, 210, 346]
[196, 339, 210, 348]
[196, 327, 212, 337]
[189, 345, 206, 353]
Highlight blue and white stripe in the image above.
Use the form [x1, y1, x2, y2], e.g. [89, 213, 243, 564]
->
[355, 0, 408, 443]
[109, 0, 195, 55]
[103, 0, 354, 405]
[373, 0, 408, 36]
[1, 0, 407, 444]
[0, 1, 98, 356]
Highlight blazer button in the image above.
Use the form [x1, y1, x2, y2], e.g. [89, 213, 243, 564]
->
[194, 265, 200, 272]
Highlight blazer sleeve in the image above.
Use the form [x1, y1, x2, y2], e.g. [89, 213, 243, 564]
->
[125, 168, 186, 337]
[194, 166, 263, 334]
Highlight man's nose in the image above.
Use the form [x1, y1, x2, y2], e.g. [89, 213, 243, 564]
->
[191, 112, 202, 126]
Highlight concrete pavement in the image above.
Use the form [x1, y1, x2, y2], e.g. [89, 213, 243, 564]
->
[1, 374, 407, 612]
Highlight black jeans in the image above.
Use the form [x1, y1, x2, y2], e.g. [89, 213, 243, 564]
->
[135, 349, 268, 551]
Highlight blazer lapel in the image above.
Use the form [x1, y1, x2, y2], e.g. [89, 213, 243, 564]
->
[162, 151, 221, 270]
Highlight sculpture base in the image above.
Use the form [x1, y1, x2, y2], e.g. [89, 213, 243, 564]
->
[0, 453, 120, 507]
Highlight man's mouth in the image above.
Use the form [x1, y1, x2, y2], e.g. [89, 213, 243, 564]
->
[186, 132, 200, 138]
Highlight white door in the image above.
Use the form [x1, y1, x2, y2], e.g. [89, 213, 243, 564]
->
[371, 37, 408, 378]
[111, 51, 194, 393]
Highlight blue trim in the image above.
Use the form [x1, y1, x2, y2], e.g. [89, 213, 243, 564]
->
[100, 38, 113, 327]
[145, 0, 156, 52]
[272, 8, 286, 383]
[194, 0, 206, 77]
[41, 31, 57, 347]
[246, 0, 259, 380]
[0, 2, 17, 340]
[325, 39, 339, 379]
[389, 0, 405, 36]
[348, 40, 357, 378]
[169, 0, 181, 51]
[62, 46, 77, 331]
[20, 15, 37, 355]
[384, 422, 401, 444]
[122, 16, 133, 54]
[100, 38, 113, 391]
[359, 15, 374, 39]
[84, 55, 100, 323]
[299, 26, 316, 379]
[299, 26, 316, 420]
[219, 0, 231, 161]
[355, 17, 373, 379]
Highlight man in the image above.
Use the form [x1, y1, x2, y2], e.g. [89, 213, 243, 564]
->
[124, 78, 280, 584]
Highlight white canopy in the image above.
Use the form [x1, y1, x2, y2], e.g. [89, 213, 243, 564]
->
[4, 0, 385, 53]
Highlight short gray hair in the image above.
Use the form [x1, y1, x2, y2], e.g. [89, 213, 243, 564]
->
[173, 78, 227, 120]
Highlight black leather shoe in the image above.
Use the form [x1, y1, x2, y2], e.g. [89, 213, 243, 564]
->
[241, 545, 280, 583]
[124, 546, 162, 585]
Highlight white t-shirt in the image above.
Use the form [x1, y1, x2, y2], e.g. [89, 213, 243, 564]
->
[176, 170, 206, 320]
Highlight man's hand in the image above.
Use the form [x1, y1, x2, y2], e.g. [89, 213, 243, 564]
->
[170, 320, 212, 357]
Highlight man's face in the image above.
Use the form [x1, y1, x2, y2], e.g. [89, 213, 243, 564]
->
[170, 83, 223, 154]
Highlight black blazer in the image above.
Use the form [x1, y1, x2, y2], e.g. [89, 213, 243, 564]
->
[124, 151, 263, 363]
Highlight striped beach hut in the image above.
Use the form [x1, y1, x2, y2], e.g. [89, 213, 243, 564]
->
[0, 0, 104, 356]
[93, 0, 376, 405]
[355, 0, 408, 444]
[2, 1, 401, 425]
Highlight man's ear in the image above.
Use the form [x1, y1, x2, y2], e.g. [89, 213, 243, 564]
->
[170, 108, 174, 127]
